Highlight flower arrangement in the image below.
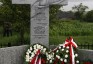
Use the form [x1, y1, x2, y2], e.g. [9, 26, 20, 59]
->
[25, 37, 79, 64]
[50, 44, 79, 64]
[25, 44, 47, 64]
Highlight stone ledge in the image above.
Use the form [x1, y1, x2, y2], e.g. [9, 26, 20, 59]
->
[0, 45, 93, 64]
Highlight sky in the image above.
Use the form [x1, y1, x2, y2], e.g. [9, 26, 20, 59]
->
[60, 0, 93, 11]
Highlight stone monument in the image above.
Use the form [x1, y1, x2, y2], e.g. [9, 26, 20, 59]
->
[12, 0, 68, 47]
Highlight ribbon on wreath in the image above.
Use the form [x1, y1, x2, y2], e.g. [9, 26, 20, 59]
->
[30, 49, 41, 64]
[64, 37, 78, 64]
[30, 49, 46, 64]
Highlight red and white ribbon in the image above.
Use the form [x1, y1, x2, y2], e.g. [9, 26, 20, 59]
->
[64, 37, 78, 64]
[30, 49, 41, 64]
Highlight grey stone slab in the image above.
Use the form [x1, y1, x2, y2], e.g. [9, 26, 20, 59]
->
[78, 49, 93, 61]
[31, 5, 49, 48]
[0, 45, 28, 64]
[0, 49, 4, 64]
[10, 47, 17, 64]
[12, 0, 32, 4]
[0, 45, 93, 64]
[12, 0, 68, 5]
[3, 48, 12, 64]
[14, 45, 28, 64]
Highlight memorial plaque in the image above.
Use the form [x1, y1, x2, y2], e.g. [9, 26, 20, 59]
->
[31, 6, 49, 47]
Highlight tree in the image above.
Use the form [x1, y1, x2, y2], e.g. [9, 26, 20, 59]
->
[72, 3, 88, 20]
[85, 10, 93, 22]
[49, 5, 62, 22]
[0, 0, 30, 44]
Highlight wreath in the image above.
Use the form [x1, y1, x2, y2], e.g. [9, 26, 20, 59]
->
[25, 37, 79, 64]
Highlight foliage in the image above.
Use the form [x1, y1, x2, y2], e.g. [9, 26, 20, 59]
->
[72, 3, 88, 20]
[49, 5, 62, 22]
[85, 10, 93, 22]
[50, 19, 93, 36]
[0, 0, 30, 43]
[0, 33, 29, 48]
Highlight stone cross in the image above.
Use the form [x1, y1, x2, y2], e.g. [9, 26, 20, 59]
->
[12, 0, 68, 48]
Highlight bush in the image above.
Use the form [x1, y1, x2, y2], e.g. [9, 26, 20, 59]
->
[85, 10, 93, 22]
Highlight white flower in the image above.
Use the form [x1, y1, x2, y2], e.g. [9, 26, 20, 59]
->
[52, 53, 54, 55]
[60, 58, 63, 61]
[26, 55, 29, 58]
[41, 46, 43, 49]
[75, 54, 78, 57]
[33, 50, 36, 53]
[66, 50, 69, 53]
[64, 59, 67, 62]
[27, 49, 30, 52]
[28, 50, 31, 53]
[26, 55, 29, 62]
[36, 49, 38, 52]
[30, 47, 32, 50]
[31, 53, 35, 57]
[56, 50, 59, 53]
[56, 55, 60, 59]
[37, 45, 41, 49]
[50, 60, 52, 63]
[59, 46, 61, 49]
[66, 46, 69, 49]
[62, 49, 64, 51]
[26, 59, 29, 62]
[33, 45, 36, 48]
[63, 45, 65, 48]
[44, 48, 46, 51]
[26, 52, 29, 55]
[48, 54, 52, 59]
[36, 44, 38, 46]
[47, 58, 49, 60]
[65, 55, 68, 58]
[34, 46, 36, 50]
[46, 53, 48, 56]
[29, 57, 32, 60]
[76, 60, 79, 63]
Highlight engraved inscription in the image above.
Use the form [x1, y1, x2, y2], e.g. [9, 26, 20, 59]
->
[35, 7, 46, 21]
[34, 26, 45, 34]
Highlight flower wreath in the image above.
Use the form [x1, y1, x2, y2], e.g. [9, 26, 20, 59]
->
[52, 45, 79, 64]
[25, 37, 80, 64]
[25, 44, 47, 64]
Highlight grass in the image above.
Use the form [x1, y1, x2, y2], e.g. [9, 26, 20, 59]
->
[0, 32, 30, 48]
[50, 19, 93, 36]
[0, 34, 18, 47]
[50, 36, 93, 45]
[0, 19, 93, 48]
[49, 19, 93, 47]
